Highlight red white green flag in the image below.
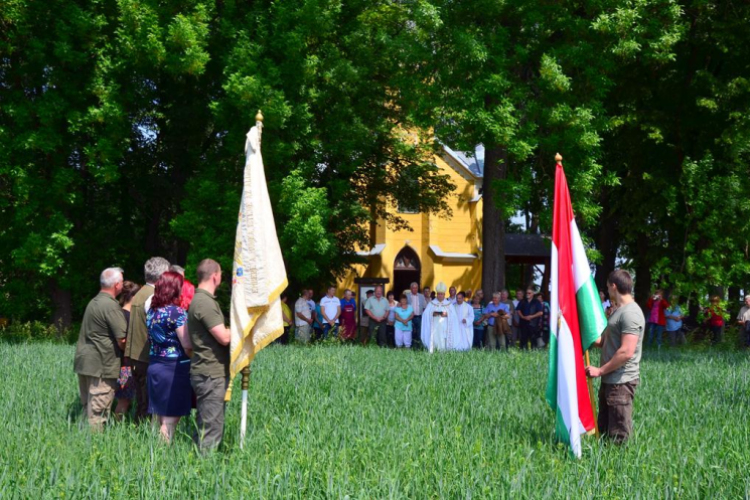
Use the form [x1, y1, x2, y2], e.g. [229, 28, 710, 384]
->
[545, 158, 607, 457]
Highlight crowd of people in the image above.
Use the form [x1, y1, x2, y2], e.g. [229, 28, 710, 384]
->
[73, 257, 230, 453]
[72, 256, 750, 450]
[291, 283, 552, 351]
[605, 288, 750, 349]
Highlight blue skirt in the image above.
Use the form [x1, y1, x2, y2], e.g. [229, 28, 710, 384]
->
[147, 357, 192, 417]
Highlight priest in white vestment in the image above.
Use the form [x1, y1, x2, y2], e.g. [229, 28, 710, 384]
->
[453, 291, 475, 350]
[421, 282, 469, 352]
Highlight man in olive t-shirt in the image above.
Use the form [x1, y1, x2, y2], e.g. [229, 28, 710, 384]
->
[586, 269, 645, 443]
[73, 268, 127, 430]
[188, 259, 231, 453]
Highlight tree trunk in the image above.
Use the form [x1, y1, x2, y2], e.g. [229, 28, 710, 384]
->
[633, 233, 651, 310]
[481, 145, 508, 294]
[594, 191, 619, 291]
[50, 279, 72, 334]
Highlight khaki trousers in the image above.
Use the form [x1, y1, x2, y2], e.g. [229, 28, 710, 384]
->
[191, 374, 229, 453]
[486, 321, 510, 350]
[78, 375, 117, 431]
[598, 380, 639, 444]
[295, 323, 312, 344]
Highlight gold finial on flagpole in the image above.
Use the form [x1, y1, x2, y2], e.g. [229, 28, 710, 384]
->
[555, 153, 563, 163]
[255, 110, 264, 122]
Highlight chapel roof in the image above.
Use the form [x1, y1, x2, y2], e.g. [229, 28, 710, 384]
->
[442, 144, 484, 178]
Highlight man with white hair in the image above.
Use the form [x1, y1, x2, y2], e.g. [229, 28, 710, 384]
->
[421, 282, 467, 351]
[124, 256, 170, 422]
[73, 267, 128, 430]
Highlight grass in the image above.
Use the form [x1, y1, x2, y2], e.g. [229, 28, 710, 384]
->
[0, 343, 748, 498]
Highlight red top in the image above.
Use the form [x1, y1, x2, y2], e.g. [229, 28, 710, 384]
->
[179, 279, 196, 310]
[646, 297, 670, 326]
[706, 306, 724, 327]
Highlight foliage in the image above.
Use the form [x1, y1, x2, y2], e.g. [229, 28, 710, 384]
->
[0, 0, 454, 323]
[1, 343, 749, 496]
[593, 0, 750, 300]
[2, 0, 750, 325]
[0, 321, 76, 344]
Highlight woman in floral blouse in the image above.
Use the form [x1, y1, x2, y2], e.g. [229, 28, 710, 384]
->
[146, 271, 192, 442]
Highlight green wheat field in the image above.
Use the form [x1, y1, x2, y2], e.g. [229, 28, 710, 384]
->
[1, 343, 748, 498]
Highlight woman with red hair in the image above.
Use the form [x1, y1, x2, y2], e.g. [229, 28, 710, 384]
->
[146, 271, 192, 442]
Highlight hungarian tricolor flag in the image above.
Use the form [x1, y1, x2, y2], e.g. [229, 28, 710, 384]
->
[545, 157, 607, 458]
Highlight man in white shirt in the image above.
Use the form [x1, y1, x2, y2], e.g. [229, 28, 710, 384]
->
[448, 286, 458, 305]
[320, 286, 341, 339]
[294, 290, 313, 344]
[405, 282, 426, 349]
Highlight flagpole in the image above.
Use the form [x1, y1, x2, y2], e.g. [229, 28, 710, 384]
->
[556, 152, 600, 440]
[583, 351, 600, 438]
[240, 366, 250, 449]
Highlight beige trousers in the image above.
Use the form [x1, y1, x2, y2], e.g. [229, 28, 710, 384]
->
[78, 375, 117, 431]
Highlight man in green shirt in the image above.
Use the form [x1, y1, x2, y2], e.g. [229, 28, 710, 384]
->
[73, 267, 127, 431]
[586, 269, 645, 444]
[123, 256, 169, 422]
[188, 258, 231, 453]
[365, 285, 390, 347]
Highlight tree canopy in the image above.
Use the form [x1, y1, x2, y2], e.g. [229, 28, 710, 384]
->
[1, 0, 749, 326]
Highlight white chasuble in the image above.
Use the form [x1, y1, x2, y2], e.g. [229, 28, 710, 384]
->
[421, 299, 465, 352]
[453, 301, 475, 350]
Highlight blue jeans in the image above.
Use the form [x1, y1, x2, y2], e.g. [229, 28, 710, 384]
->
[473, 327, 485, 349]
[322, 323, 338, 340]
[647, 323, 664, 347]
[411, 315, 422, 349]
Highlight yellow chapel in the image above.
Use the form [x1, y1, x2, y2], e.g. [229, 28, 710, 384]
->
[337, 145, 485, 298]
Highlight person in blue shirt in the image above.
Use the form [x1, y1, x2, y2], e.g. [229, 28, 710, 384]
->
[471, 295, 486, 348]
[665, 296, 685, 346]
[313, 301, 324, 341]
[392, 294, 415, 348]
[517, 288, 543, 350]
[483, 292, 511, 350]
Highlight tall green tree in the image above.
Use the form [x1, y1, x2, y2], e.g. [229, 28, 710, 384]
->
[595, 0, 750, 304]
[0, 0, 454, 326]
[402, 0, 683, 294]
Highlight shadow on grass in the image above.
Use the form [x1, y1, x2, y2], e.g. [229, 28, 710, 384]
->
[66, 398, 83, 423]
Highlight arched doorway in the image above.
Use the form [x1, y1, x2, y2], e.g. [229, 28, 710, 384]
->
[393, 246, 421, 297]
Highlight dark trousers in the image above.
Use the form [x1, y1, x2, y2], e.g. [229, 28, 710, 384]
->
[191, 374, 228, 453]
[386, 324, 395, 347]
[709, 325, 722, 345]
[130, 359, 150, 422]
[519, 324, 536, 350]
[598, 380, 638, 444]
[411, 316, 422, 349]
[647, 322, 665, 347]
[472, 327, 485, 348]
[275, 326, 290, 345]
[322, 323, 338, 340]
[369, 320, 387, 347]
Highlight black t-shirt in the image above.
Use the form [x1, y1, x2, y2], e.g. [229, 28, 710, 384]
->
[517, 298, 543, 328]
